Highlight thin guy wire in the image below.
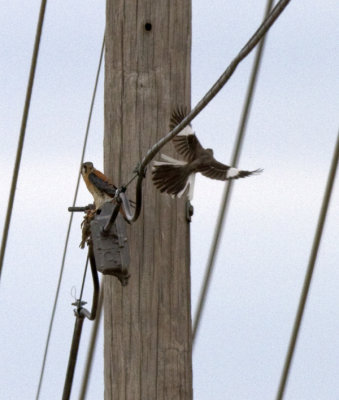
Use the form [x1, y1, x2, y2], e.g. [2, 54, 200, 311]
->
[35, 34, 105, 400]
[192, 0, 274, 344]
[276, 131, 339, 400]
[0, 0, 48, 282]
[124, 173, 138, 188]
[78, 286, 104, 400]
[123, 0, 292, 223]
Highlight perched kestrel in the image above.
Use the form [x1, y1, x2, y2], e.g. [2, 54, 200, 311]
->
[152, 108, 262, 200]
[81, 162, 117, 209]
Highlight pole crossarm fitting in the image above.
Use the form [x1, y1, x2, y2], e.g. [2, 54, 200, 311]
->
[68, 204, 95, 213]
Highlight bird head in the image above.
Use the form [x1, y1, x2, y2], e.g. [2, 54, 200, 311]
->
[81, 161, 94, 176]
[206, 148, 214, 156]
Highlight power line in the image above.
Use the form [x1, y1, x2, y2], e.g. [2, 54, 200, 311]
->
[276, 131, 339, 400]
[35, 34, 105, 400]
[192, 0, 274, 344]
[0, 0, 48, 282]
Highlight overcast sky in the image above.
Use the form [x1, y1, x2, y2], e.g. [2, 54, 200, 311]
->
[0, 0, 338, 399]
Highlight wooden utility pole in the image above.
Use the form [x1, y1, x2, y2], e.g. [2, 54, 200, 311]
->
[103, 1, 192, 399]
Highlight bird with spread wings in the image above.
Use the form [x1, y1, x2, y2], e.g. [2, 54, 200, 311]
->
[152, 108, 262, 200]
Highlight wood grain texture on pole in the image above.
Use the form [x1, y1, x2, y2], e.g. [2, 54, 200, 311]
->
[104, 1, 192, 399]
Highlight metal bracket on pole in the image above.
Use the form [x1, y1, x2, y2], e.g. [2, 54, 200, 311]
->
[69, 200, 131, 285]
[68, 204, 95, 213]
[186, 200, 194, 223]
[90, 201, 130, 286]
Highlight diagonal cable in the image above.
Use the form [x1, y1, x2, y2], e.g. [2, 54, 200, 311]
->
[192, 0, 275, 344]
[35, 34, 105, 400]
[276, 131, 339, 399]
[0, 0, 48, 282]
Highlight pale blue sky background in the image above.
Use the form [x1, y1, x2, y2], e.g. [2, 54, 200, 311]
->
[0, 0, 338, 399]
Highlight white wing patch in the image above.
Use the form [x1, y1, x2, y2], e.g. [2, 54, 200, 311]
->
[177, 173, 195, 200]
[153, 154, 187, 167]
[187, 173, 195, 200]
[227, 167, 239, 178]
[177, 125, 194, 136]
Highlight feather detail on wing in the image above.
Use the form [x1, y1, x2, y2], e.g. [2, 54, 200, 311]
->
[93, 169, 110, 182]
[89, 172, 117, 196]
[170, 107, 204, 162]
[153, 153, 187, 166]
[178, 173, 195, 200]
[200, 160, 263, 181]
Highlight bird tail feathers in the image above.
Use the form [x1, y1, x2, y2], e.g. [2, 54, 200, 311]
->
[230, 168, 263, 179]
[152, 154, 194, 200]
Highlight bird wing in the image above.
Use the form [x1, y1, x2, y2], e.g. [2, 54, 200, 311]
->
[199, 159, 232, 180]
[200, 159, 263, 181]
[89, 171, 117, 196]
[170, 107, 204, 162]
